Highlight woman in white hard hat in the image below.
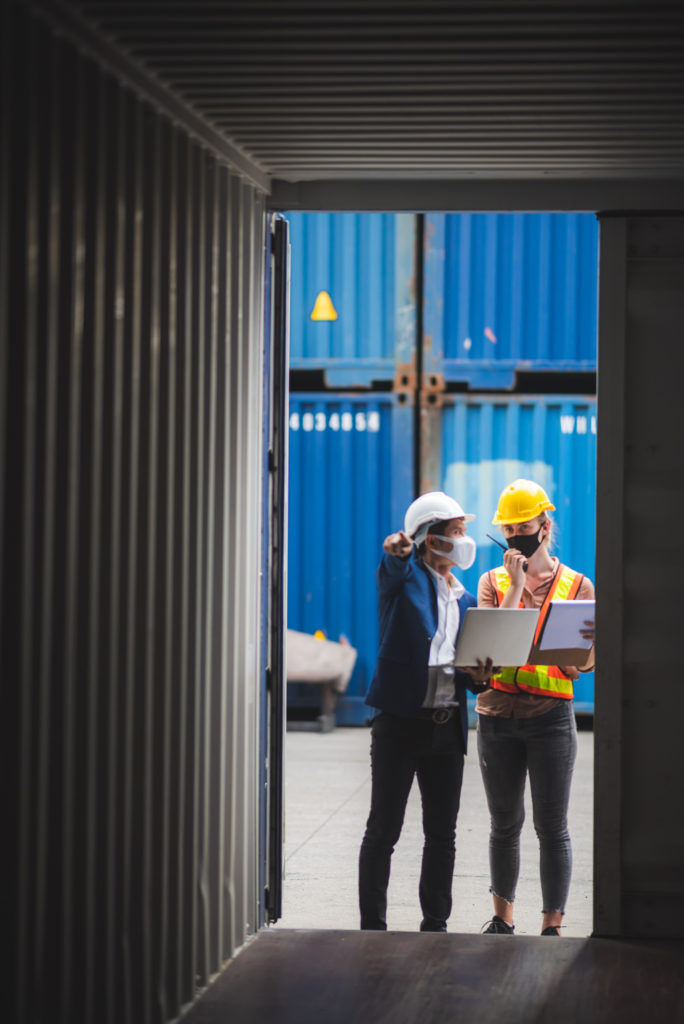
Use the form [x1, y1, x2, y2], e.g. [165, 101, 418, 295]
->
[359, 491, 493, 933]
[476, 479, 595, 937]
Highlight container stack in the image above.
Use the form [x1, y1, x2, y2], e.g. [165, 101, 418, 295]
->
[286, 212, 598, 724]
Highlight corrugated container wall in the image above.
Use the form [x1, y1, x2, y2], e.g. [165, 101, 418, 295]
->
[438, 394, 597, 713]
[3, 5, 268, 1022]
[595, 216, 684, 938]
[287, 212, 417, 386]
[424, 213, 599, 388]
[287, 394, 414, 723]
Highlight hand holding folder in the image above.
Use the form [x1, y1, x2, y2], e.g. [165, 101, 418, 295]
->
[527, 599, 595, 666]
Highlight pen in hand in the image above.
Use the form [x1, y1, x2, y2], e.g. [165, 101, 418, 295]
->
[487, 533, 528, 573]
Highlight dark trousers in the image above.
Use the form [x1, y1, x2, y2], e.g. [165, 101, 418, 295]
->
[358, 711, 465, 931]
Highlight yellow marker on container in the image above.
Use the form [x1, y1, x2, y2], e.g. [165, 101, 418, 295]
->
[310, 291, 338, 321]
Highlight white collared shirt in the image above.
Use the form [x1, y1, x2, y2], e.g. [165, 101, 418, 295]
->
[422, 564, 464, 707]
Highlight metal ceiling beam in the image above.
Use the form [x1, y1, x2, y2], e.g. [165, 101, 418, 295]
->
[270, 177, 684, 212]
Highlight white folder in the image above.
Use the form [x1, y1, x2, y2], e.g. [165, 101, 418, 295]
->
[527, 598, 595, 666]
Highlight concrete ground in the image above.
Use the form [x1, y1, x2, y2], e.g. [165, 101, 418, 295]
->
[272, 719, 593, 937]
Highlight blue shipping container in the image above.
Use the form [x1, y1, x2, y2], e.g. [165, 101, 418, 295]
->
[424, 213, 599, 389]
[288, 392, 597, 720]
[439, 394, 597, 715]
[287, 212, 416, 386]
[287, 393, 414, 724]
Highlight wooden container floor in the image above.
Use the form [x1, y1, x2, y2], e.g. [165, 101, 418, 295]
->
[183, 928, 684, 1024]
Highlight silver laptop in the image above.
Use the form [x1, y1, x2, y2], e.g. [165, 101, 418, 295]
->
[452, 607, 539, 668]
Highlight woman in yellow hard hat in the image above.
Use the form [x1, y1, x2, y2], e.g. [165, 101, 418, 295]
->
[476, 479, 595, 937]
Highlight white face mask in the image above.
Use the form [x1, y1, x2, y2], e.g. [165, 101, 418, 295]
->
[429, 534, 477, 570]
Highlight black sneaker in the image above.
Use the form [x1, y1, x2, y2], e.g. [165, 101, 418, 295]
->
[541, 925, 561, 936]
[481, 915, 515, 934]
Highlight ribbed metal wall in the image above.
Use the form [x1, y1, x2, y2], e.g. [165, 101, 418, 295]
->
[438, 394, 597, 713]
[3, 4, 268, 1022]
[287, 393, 413, 724]
[424, 213, 598, 388]
[288, 212, 416, 386]
[69, 0, 684, 180]
[595, 216, 684, 938]
[617, 218, 684, 934]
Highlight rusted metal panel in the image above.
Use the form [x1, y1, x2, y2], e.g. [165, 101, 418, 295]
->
[393, 361, 417, 393]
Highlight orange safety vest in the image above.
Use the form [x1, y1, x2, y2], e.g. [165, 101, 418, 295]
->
[489, 562, 583, 699]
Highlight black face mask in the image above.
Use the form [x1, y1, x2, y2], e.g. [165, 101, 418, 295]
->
[507, 528, 544, 559]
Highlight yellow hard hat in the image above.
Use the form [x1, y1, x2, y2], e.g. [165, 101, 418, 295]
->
[492, 479, 555, 525]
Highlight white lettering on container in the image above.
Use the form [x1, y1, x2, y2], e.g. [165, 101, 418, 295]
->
[289, 409, 382, 433]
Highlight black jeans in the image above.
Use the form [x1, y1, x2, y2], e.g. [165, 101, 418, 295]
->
[358, 711, 465, 931]
[477, 700, 578, 914]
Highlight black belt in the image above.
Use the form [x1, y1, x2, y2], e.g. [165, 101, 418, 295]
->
[415, 706, 458, 724]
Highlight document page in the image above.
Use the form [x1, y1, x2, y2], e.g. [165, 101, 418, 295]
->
[537, 599, 595, 651]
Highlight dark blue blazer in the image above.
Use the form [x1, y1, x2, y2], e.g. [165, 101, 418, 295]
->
[365, 549, 483, 751]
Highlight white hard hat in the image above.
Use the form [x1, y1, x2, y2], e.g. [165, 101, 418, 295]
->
[404, 491, 475, 547]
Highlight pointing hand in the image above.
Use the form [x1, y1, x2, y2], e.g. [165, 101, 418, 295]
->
[383, 530, 414, 558]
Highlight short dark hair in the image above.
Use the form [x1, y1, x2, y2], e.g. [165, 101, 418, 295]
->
[417, 518, 450, 557]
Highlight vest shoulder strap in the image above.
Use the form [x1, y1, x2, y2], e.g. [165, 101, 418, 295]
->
[488, 568, 501, 607]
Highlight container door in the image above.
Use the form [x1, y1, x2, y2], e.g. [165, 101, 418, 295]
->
[287, 392, 414, 725]
[262, 214, 290, 922]
[287, 213, 416, 388]
[424, 213, 598, 390]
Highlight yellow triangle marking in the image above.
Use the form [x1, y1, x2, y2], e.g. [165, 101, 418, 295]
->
[310, 290, 338, 321]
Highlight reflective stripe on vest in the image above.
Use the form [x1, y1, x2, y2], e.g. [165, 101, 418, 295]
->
[489, 563, 583, 699]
